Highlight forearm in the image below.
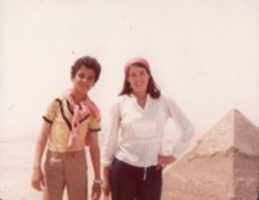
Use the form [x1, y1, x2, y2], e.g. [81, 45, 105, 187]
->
[102, 103, 120, 167]
[90, 145, 101, 179]
[33, 137, 47, 167]
[103, 165, 111, 182]
[33, 122, 50, 168]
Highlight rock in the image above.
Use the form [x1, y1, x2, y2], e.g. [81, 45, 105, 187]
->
[162, 109, 259, 200]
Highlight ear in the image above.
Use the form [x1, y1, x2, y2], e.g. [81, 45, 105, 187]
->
[70, 74, 75, 81]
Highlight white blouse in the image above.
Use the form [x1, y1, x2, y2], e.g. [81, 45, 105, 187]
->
[102, 94, 194, 168]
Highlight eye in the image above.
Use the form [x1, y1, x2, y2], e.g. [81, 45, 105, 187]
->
[78, 73, 86, 79]
[140, 71, 145, 76]
[129, 72, 137, 78]
[87, 75, 95, 82]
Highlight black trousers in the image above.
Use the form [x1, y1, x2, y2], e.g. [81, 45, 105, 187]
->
[110, 158, 162, 200]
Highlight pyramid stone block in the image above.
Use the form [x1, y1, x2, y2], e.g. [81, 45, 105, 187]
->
[162, 109, 259, 200]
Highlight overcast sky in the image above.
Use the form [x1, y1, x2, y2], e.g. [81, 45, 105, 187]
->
[1, 0, 258, 140]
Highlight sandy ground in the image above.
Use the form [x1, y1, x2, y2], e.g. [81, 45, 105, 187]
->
[0, 137, 173, 200]
[0, 137, 97, 200]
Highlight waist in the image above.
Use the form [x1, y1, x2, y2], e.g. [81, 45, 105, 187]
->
[115, 143, 160, 167]
[112, 158, 161, 181]
[46, 149, 85, 158]
[113, 157, 157, 171]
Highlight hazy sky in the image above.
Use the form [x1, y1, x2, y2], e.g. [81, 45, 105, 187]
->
[1, 0, 259, 140]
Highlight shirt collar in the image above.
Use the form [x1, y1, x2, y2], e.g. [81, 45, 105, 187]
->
[128, 93, 152, 111]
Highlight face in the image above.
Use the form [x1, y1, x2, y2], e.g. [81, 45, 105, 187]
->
[72, 65, 96, 94]
[127, 65, 150, 94]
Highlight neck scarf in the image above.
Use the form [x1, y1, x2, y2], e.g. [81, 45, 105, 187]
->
[65, 90, 100, 149]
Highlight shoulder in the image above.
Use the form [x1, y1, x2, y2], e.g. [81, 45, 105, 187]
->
[109, 95, 132, 116]
[113, 95, 126, 104]
[54, 96, 66, 105]
[46, 96, 66, 110]
[112, 95, 130, 107]
[156, 94, 176, 105]
[47, 96, 60, 106]
[156, 95, 182, 113]
[48, 94, 65, 103]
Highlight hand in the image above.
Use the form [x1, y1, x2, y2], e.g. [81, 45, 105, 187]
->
[102, 193, 111, 200]
[102, 179, 111, 197]
[31, 167, 45, 191]
[102, 167, 111, 197]
[158, 154, 176, 168]
[91, 182, 101, 200]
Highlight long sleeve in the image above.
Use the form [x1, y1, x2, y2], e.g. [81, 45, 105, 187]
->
[165, 97, 195, 158]
[102, 103, 121, 167]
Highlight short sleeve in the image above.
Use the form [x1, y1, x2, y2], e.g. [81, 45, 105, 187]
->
[88, 116, 101, 132]
[42, 99, 59, 124]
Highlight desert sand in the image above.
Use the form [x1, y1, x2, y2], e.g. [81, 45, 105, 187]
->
[0, 138, 96, 200]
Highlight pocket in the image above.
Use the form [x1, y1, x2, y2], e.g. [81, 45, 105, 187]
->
[44, 152, 63, 181]
[44, 152, 63, 171]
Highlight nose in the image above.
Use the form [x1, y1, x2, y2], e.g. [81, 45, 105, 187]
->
[79, 78, 90, 87]
[81, 77, 90, 83]
[135, 75, 143, 81]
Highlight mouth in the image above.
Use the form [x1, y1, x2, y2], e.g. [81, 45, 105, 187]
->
[134, 82, 144, 88]
[79, 84, 90, 90]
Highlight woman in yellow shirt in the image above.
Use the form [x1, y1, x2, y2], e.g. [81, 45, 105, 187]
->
[31, 56, 102, 200]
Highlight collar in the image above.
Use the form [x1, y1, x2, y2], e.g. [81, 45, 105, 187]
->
[128, 93, 152, 111]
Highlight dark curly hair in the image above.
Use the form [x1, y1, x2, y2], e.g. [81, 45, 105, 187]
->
[71, 56, 101, 83]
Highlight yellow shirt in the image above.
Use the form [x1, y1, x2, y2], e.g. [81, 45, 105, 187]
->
[43, 97, 101, 152]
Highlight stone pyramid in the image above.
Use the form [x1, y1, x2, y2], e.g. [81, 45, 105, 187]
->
[162, 109, 259, 200]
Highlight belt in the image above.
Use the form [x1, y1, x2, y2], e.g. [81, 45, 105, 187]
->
[47, 149, 85, 158]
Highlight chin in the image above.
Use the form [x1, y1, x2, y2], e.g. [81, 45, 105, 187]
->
[84, 89, 90, 94]
[134, 89, 146, 94]
[77, 88, 88, 94]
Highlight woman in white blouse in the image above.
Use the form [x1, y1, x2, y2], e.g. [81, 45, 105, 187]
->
[102, 57, 194, 200]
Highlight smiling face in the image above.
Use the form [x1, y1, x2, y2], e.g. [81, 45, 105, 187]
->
[127, 65, 150, 95]
[72, 65, 96, 94]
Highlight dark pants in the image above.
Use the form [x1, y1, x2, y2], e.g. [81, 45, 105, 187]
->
[110, 158, 162, 200]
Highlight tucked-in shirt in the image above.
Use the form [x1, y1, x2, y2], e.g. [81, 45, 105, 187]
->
[43, 97, 101, 152]
[102, 94, 194, 167]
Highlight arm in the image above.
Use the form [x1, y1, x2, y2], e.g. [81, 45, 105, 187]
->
[31, 99, 58, 191]
[102, 103, 121, 196]
[166, 98, 195, 158]
[88, 131, 102, 200]
[31, 121, 51, 191]
[102, 103, 120, 167]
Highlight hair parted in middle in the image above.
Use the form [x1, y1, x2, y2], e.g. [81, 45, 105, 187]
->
[119, 57, 161, 99]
